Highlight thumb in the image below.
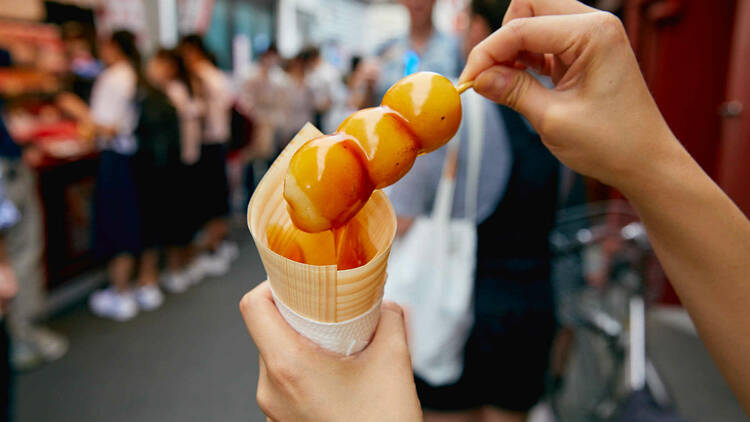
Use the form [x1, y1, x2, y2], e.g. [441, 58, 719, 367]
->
[473, 65, 552, 129]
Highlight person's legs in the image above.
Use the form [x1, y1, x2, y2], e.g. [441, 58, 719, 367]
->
[89, 253, 138, 321]
[3, 161, 67, 368]
[109, 254, 134, 291]
[204, 218, 228, 251]
[136, 249, 159, 287]
[166, 246, 186, 272]
[133, 250, 164, 310]
[4, 161, 42, 337]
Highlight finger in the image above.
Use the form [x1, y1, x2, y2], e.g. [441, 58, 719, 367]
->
[516, 52, 568, 85]
[473, 65, 553, 129]
[460, 13, 594, 83]
[239, 281, 302, 360]
[503, 0, 595, 25]
[363, 301, 410, 357]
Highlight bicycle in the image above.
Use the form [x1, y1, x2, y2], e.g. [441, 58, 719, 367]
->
[548, 201, 685, 422]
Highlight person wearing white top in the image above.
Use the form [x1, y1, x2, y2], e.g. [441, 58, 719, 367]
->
[85, 30, 147, 321]
[303, 46, 347, 133]
[179, 35, 237, 281]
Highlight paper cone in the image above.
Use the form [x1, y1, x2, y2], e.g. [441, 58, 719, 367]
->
[248, 123, 397, 355]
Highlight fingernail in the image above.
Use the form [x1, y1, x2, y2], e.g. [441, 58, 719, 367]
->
[476, 68, 509, 97]
[491, 72, 508, 93]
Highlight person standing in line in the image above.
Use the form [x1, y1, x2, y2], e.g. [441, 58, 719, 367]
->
[374, 0, 462, 102]
[179, 35, 237, 281]
[142, 49, 204, 294]
[302, 46, 346, 133]
[277, 54, 315, 148]
[82, 30, 144, 321]
[129, 49, 194, 305]
[0, 166, 20, 422]
[239, 45, 286, 195]
[0, 105, 67, 367]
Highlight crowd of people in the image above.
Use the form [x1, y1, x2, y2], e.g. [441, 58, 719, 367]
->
[52, 32, 239, 322]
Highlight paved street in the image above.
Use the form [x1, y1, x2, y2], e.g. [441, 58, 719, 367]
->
[16, 230, 747, 422]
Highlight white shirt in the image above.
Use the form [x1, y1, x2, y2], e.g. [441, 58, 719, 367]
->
[89, 61, 137, 154]
[240, 65, 287, 127]
[165, 80, 203, 164]
[195, 63, 233, 144]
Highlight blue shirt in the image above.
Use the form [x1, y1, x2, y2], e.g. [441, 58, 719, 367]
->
[375, 30, 462, 102]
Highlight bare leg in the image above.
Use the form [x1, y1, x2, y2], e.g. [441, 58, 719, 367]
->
[109, 254, 134, 291]
[204, 218, 228, 251]
[166, 246, 185, 273]
[137, 249, 160, 286]
[423, 409, 481, 422]
[480, 406, 527, 422]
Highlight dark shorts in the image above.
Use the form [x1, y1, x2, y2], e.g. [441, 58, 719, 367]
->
[195, 143, 230, 224]
[93, 150, 141, 257]
[134, 161, 194, 248]
[416, 278, 557, 413]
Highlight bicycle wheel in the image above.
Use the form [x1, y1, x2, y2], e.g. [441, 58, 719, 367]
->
[551, 289, 625, 422]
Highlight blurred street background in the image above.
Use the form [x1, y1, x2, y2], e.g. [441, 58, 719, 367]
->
[0, 0, 748, 421]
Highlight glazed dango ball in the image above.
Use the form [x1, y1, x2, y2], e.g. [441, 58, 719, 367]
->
[284, 134, 373, 233]
[284, 72, 462, 233]
[337, 107, 420, 189]
[382, 72, 462, 153]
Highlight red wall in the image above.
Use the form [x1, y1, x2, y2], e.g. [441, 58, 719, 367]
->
[623, 0, 737, 304]
[625, 0, 736, 177]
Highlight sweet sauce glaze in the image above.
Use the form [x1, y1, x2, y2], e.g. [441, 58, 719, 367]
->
[281, 71, 462, 268]
[266, 219, 376, 270]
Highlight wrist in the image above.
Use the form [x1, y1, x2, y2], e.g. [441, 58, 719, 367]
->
[616, 127, 692, 203]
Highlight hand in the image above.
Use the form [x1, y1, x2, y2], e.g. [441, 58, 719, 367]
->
[460, 0, 679, 192]
[240, 282, 422, 422]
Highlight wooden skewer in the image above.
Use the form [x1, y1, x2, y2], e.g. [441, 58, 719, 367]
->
[456, 81, 474, 94]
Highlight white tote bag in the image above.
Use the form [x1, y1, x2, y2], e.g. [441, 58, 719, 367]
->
[385, 91, 485, 386]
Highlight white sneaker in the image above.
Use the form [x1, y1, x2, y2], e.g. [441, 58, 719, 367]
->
[89, 288, 138, 321]
[219, 241, 239, 263]
[11, 327, 68, 371]
[30, 327, 68, 362]
[185, 256, 209, 285]
[161, 271, 191, 294]
[134, 285, 164, 311]
[202, 252, 230, 277]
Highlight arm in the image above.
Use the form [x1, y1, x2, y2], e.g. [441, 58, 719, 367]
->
[459, 0, 750, 411]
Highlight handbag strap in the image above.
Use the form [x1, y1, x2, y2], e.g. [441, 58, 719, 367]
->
[463, 91, 484, 222]
[430, 128, 461, 223]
